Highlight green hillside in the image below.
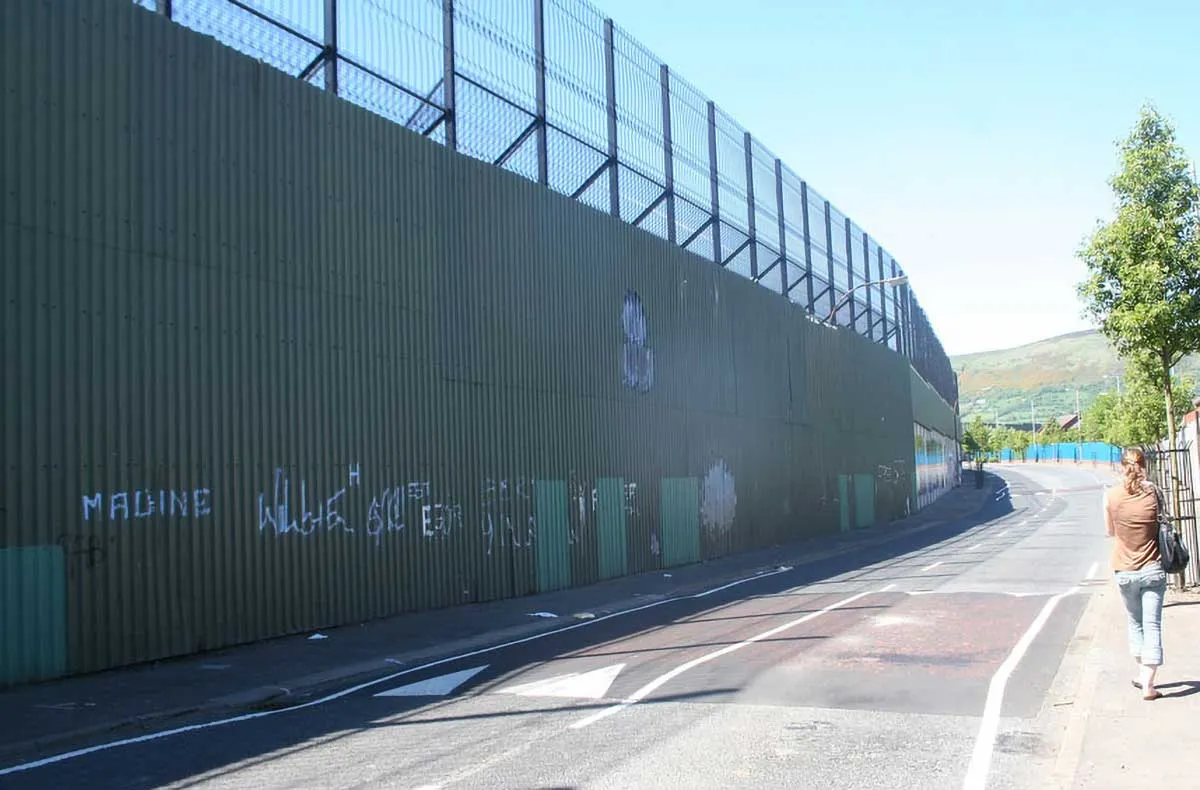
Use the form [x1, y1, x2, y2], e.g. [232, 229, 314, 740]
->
[952, 330, 1200, 426]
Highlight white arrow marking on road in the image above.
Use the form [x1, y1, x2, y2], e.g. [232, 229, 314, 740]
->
[496, 664, 626, 700]
[374, 665, 488, 697]
[571, 589, 877, 730]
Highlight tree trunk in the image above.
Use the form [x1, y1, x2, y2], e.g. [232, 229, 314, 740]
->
[1163, 357, 1186, 588]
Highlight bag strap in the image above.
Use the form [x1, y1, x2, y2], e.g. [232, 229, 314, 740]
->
[1152, 483, 1176, 526]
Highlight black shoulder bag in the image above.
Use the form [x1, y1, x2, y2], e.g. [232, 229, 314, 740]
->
[1153, 485, 1190, 575]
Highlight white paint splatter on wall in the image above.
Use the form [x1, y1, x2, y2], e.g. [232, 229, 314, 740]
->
[700, 459, 736, 538]
[621, 290, 654, 392]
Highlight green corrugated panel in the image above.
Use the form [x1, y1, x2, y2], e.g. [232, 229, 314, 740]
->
[535, 480, 571, 593]
[596, 478, 628, 580]
[0, 547, 67, 684]
[854, 473, 875, 528]
[0, 0, 943, 681]
[838, 475, 851, 532]
[911, 366, 959, 439]
[660, 478, 700, 568]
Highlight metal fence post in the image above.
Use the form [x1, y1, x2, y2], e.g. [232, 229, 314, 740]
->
[876, 245, 886, 341]
[443, 0, 457, 152]
[744, 132, 757, 279]
[823, 201, 836, 318]
[774, 159, 788, 296]
[890, 258, 904, 354]
[844, 217, 855, 331]
[155, 0, 172, 18]
[660, 65, 676, 245]
[603, 19, 619, 218]
[323, 0, 338, 96]
[862, 232, 873, 339]
[706, 101, 721, 264]
[800, 182, 815, 313]
[533, 0, 549, 187]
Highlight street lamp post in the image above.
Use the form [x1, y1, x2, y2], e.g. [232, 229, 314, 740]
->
[824, 275, 909, 326]
[1030, 400, 1037, 462]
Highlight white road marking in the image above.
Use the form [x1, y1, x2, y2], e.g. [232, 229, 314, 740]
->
[569, 588, 880, 730]
[921, 561, 943, 573]
[1086, 562, 1099, 580]
[374, 665, 488, 698]
[495, 664, 625, 700]
[967, 543, 982, 551]
[997, 531, 1008, 538]
[963, 586, 1079, 790]
[0, 565, 798, 777]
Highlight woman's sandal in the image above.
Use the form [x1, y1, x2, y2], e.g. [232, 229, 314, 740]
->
[1132, 680, 1163, 699]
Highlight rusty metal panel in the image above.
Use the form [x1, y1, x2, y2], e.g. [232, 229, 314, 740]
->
[2, 0, 938, 684]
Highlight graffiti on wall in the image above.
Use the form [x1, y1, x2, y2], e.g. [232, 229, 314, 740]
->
[81, 488, 213, 522]
[622, 290, 654, 392]
[481, 476, 535, 556]
[914, 424, 959, 509]
[254, 466, 640, 555]
[74, 466, 647, 555]
[256, 464, 468, 547]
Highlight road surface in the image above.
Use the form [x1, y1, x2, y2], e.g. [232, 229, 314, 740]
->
[1, 464, 1113, 790]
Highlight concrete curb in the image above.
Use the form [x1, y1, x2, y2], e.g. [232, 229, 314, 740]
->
[1, 480, 999, 764]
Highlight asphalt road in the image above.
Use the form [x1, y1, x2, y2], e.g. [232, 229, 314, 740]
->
[1, 464, 1113, 790]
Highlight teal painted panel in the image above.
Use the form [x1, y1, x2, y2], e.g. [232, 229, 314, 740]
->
[596, 478, 627, 580]
[0, 546, 67, 684]
[535, 481, 570, 592]
[660, 478, 700, 567]
[838, 475, 851, 532]
[854, 474, 875, 528]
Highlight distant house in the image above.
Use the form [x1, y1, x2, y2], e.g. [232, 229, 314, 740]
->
[1033, 414, 1078, 436]
[1055, 414, 1080, 433]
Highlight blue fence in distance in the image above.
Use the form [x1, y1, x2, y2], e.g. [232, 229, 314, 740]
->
[998, 442, 1121, 464]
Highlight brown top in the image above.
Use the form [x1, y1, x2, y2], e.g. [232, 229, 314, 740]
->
[1105, 482, 1161, 571]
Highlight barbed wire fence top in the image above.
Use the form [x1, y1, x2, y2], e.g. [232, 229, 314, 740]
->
[135, 0, 958, 407]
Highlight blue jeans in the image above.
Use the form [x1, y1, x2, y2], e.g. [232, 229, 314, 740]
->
[1115, 563, 1167, 666]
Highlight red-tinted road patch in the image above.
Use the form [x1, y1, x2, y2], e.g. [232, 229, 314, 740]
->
[734, 592, 1055, 716]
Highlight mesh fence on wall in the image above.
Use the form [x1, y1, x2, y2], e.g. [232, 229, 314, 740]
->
[133, 0, 957, 407]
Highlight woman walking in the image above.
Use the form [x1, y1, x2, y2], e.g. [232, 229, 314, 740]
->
[1104, 447, 1168, 700]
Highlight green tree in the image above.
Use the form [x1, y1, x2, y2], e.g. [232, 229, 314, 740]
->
[1081, 391, 1119, 442]
[962, 416, 992, 458]
[1077, 105, 1200, 496]
[1104, 357, 1198, 445]
[1010, 430, 1032, 461]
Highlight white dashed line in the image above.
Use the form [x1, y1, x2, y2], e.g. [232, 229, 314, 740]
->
[921, 561, 943, 573]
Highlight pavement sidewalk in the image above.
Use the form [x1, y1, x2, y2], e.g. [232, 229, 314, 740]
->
[0, 477, 998, 766]
[1050, 579, 1200, 789]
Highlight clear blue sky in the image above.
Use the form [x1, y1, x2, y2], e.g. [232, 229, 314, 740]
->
[590, 0, 1200, 355]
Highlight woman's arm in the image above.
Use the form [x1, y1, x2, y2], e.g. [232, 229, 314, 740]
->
[1103, 489, 1115, 537]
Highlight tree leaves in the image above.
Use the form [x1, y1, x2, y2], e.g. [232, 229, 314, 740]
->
[1077, 104, 1200, 443]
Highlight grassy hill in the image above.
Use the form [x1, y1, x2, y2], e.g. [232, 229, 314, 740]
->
[952, 330, 1200, 426]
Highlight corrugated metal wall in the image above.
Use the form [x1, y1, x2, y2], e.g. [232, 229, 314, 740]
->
[0, 0, 951, 684]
